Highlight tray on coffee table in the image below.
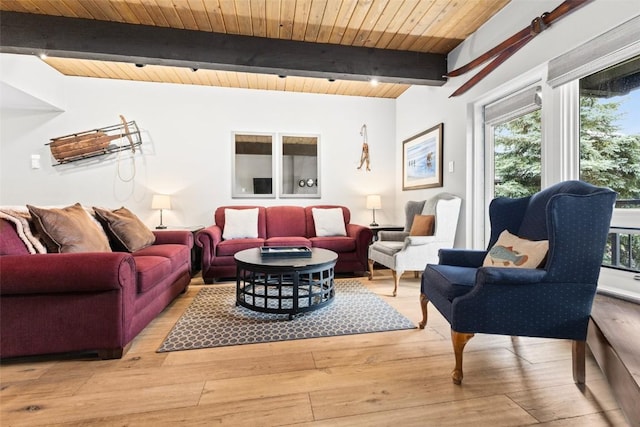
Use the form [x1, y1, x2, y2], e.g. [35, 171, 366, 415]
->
[260, 246, 312, 258]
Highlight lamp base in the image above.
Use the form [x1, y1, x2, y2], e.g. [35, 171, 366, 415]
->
[370, 222, 379, 227]
[156, 225, 167, 229]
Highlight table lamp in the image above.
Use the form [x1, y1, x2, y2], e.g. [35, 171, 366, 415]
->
[151, 194, 171, 229]
[366, 194, 381, 227]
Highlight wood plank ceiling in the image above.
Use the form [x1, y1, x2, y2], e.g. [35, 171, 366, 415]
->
[0, 0, 510, 98]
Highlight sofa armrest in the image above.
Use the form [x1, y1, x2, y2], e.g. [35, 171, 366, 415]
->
[195, 226, 223, 273]
[0, 253, 136, 295]
[195, 226, 222, 251]
[346, 223, 373, 269]
[346, 223, 373, 242]
[438, 248, 487, 268]
[153, 230, 193, 247]
[404, 235, 447, 247]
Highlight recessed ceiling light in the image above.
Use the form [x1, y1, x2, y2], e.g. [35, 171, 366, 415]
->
[278, 75, 287, 79]
[39, 53, 47, 60]
[135, 63, 146, 68]
[370, 78, 379, 87]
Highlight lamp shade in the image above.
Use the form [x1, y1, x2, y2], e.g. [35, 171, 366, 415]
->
[366, 194, 382, 210]
[151, 194, 171, 210]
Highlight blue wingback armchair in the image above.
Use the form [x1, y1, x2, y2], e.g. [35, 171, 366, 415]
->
[419, 180, 616, 385]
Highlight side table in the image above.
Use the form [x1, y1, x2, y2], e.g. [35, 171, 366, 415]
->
[370, 225, 404, 242]
[156, 225, 204, 275]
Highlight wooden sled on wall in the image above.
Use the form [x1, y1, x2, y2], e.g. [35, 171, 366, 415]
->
[48, 115, 141, 165]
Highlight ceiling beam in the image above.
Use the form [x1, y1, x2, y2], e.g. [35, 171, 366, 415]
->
[0, 11, 447, 86]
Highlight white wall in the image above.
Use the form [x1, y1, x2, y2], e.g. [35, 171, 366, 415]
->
[0, 54, 396, 228]
[3, 0, 637, 237]
[396, 0, 640, 247]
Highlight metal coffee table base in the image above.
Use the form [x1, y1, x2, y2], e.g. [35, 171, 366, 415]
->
[236, 266, 335, 320]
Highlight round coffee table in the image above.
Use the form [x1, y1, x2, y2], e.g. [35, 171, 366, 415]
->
[234, 247, 338, 319]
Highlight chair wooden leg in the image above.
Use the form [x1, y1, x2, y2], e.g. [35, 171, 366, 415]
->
[451, 331, 474, 385]
[419, 293, 429, 329]
[367, 259, 374, 280]
[572, 340, 586, 384]
[391, 270, 400, 297]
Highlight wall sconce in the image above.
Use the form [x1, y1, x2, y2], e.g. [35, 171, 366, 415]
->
[151, 194, 171, 229]
[366, 194, 381, 227]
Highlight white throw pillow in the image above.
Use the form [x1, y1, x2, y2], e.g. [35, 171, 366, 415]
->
[312, 208, 347, 237]
[223, 208, 259, 240]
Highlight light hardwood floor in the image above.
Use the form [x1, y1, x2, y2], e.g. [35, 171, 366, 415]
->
[0, 270, 628, 426]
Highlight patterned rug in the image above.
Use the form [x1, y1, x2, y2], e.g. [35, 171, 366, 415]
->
[157, 279, 416, 352]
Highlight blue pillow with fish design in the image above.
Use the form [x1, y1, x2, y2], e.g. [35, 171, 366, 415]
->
[483, 230, 548, 269]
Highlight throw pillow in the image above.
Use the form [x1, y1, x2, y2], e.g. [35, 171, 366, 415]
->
[223, 208, 259, 239]
[93, 206, 156, 252]
[27, 203, 112, 253]
[483, 230, 549, 268]
[312, 207, 347, 237]
[409, 214, 435, 236]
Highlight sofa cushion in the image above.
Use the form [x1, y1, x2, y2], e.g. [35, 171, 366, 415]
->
[310, 236, 356, 253]
[265, 236, 312, 247]
[94, 206, 156, 252]
[223, 208, 259, 239]
[134, 244, 190, 271]
[27, 203, 111, 253]
[265, 206, 306, 237]
[370, 240, 404, 256]
[133, 255, 172, 293]
[217, 238, 265, 257]
[423, 264, 477, 301]
[311, 207, 347, 237]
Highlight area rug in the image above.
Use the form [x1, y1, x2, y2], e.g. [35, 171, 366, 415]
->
[157, 279, 416, 352]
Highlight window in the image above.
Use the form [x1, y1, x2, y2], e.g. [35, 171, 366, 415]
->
[579, 54, 640, 294]
[547, 15, 640, 302]
[483, 86, 542, 238]
[492, 108, 542, 198]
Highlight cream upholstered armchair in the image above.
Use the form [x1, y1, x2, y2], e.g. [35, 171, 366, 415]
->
[368, 193, 461, 296]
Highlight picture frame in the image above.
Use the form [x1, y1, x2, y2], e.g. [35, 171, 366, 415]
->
[402, 123, 444, 190]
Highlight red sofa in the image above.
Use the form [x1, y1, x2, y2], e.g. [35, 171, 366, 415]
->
[196, 205, 373, 283]
[0, 218, 192, 359]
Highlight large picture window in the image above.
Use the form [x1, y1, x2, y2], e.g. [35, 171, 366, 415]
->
[579, 54, 640, 285]
[548, 15, 640, 302]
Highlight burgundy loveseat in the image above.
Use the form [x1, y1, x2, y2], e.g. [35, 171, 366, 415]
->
[0, 218, 192, 360]
[196, 205, 373, 283]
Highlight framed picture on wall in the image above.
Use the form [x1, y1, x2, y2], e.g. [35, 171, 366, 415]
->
[402, 123, 443, 190]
